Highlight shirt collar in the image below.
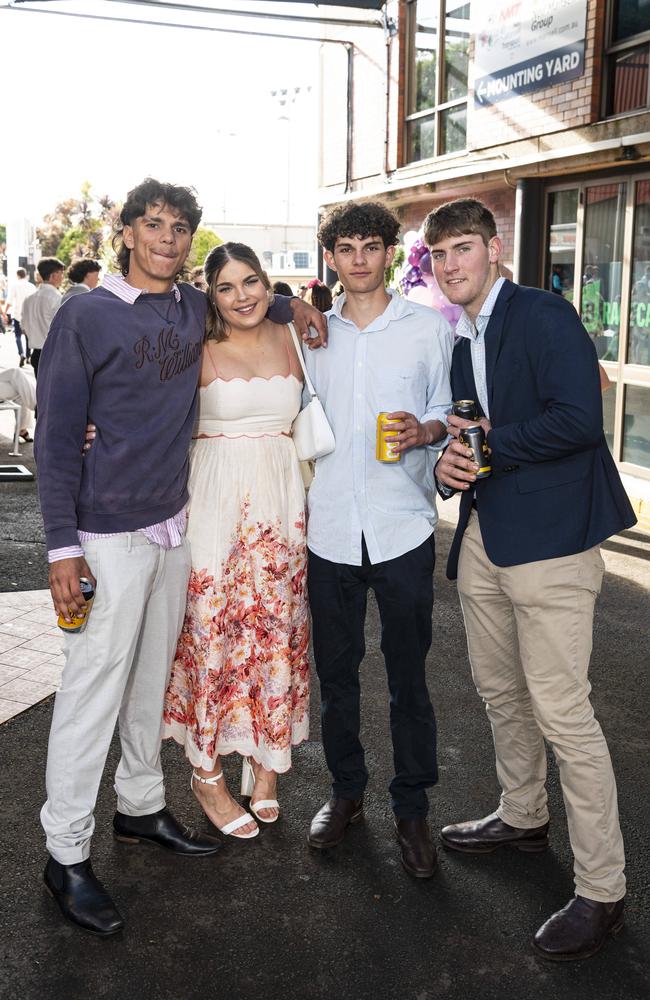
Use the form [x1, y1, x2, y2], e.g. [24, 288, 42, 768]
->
[102, 272, 182, 304]
[330, 287, 414, 332]
[456, 276, 506, 340]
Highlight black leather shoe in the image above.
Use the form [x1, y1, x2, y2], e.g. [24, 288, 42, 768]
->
[113, 807, 222, 855]
[395, 817, 437, 878]
[307, 797, 364, 849]
[533, 895, 625, 961]
[440, 811, 549, 853]
[44, 857, 124, 936]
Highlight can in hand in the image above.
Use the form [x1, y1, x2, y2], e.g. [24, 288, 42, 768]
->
[452, 399, 478, 421]
[57, 577, 95, 633]
[460, 425, 492, 479]
[376, 412, 401, 463]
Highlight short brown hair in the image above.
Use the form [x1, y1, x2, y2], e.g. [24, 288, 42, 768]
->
[204, 242, 271, 342]
[423, 198, 497, 249]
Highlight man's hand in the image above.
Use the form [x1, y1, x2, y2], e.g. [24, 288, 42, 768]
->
[49, 557, 96, 622]
[435, 413, 492, 489]
[386, 412, 446, 452]
[83, 423, 96, 453]
[290, 298, 328, 348]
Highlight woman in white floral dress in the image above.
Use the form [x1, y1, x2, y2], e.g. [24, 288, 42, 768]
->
[163, 243, 310, 839]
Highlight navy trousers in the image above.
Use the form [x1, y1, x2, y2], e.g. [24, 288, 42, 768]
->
[308, 535, 438, 818]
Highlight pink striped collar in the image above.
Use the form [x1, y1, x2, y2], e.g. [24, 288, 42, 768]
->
[102, 272, 182, 303]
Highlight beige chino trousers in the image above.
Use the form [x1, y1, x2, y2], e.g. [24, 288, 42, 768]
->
[457, 511, 625, 902]
[41, 533, 191, 865]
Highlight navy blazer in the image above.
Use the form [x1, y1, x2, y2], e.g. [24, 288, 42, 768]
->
[445, 280, 636, 580]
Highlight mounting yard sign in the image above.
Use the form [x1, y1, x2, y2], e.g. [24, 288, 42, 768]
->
[473, 0, 588, 107]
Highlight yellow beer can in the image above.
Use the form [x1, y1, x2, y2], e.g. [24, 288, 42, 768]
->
[376, 412, 401, 463]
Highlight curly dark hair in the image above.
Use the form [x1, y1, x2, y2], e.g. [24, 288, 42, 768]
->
[112, 177, 202, 277]
[67, 258, 101, 284]
[423, 199, 497, 249]
[317, 201, 401, 252]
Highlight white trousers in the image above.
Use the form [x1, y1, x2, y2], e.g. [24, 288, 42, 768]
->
[0, 366, 36, 430]
[41, 533, 191, 864]
[457, 511, 625, 903]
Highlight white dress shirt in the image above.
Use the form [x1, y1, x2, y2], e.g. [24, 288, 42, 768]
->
[21, 283, 61, 349]
[453, 276, 506, 419]
[8, 277, 36, 321]
[303, 290, 453, 566]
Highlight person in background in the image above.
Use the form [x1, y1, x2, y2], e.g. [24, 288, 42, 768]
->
[59, 259, 102, 308]
[273, 280, 294, 297]
[306, 281, 332, 314]
[4, 266, 36, 367]
[21, 257, 65, 379]
[190, 265, 207, 292]
[0, 362, 36, 442]
[427, 197, 635, 962]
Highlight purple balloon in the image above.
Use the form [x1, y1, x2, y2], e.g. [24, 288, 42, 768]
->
[420, 251, 432, 275]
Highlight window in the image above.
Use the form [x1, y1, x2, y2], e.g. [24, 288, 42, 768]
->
[605, 0, 650, 115]
[293, 252, 309, 269]
[405, 0, 469, 162]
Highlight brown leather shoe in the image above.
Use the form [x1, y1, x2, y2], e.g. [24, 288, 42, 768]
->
[395, 818, 437, 878]
[533, 895, 625, 961]
[440, 811, 549, 853]
[307, 797, 364, 849]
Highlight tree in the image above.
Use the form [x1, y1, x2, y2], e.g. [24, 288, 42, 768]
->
[188, 227, 222, 269]
[36, 182, 118, 264]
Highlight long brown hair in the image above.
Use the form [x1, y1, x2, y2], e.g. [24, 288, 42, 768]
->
[204, 242, 272, 342]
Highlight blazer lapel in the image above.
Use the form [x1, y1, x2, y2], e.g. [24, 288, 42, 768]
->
[485, 279, 516, 413]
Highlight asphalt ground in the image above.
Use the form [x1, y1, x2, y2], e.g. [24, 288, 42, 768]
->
[0, 422, 649, 1000]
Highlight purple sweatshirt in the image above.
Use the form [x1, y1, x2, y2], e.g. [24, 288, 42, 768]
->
[35, 283, 294, 550]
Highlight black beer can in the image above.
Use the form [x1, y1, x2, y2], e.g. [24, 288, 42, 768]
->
[453, 399, 478, 421]
[460, 425, 492, 479]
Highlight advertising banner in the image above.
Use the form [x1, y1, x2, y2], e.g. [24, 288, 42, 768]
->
[474, 0, 588, 107]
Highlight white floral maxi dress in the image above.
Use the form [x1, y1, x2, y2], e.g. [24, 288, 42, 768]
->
[163, 372, 310, 773]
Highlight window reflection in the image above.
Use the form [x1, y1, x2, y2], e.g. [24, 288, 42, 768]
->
[581, 184, 626, 362]
[629, 180, 650, 365]
[622, 384, 650, 469]
[547, 190, 578, 298]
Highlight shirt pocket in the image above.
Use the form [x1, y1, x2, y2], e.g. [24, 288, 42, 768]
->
[374, 366, 426, 413]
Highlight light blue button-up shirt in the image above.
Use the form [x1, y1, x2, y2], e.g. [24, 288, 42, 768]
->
[303, 290, 453, 565]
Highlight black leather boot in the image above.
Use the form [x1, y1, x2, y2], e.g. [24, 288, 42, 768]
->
[44, 857, 124, 936]
[113, 807, 222, 855]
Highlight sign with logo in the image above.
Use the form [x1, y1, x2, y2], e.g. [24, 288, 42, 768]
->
[474, 0, 588, 107]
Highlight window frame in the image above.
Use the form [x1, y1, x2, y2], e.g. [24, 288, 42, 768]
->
[603, 1, 650, 119]
[403, 0, 469, 164]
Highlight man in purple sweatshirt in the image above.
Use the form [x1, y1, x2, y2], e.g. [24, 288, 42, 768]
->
[35, 177, 324, 936]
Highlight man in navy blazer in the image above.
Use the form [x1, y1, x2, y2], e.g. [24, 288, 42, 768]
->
[425, 198, 636, 962]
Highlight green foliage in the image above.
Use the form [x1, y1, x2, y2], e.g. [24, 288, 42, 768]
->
[0, 224, 6, 248]
[188, 227, 222, 269]
[37, 183, 118, 262]
[386, 245, 405, 290]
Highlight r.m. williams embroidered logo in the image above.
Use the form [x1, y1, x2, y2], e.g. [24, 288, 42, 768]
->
[134, 326, 202, 381]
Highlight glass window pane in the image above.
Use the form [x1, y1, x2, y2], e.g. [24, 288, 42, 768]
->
[609, 46, 649, 115]
[613, 0, 650, 42]
[409, 116, 436, 162]
[602, 380, 618, 454]
[412, 0, 439, 113]
[582, 184, 627, 362]
[546, 189, 578, 298]
[629, 179, 650, 365]
[622, 384, 650, 469]
[440, 104, 466, 154]
[444, 1, 470, 103]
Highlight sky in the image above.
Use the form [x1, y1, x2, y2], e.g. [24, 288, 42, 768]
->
[0, 0, 329, 230]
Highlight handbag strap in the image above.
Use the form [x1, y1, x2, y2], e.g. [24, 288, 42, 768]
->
[287, 322, 317, 399]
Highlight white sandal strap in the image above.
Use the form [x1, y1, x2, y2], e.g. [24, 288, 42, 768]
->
[191, 770, 223, 786]
[220, 811, 257, 836]
[251, 799, 279, 811]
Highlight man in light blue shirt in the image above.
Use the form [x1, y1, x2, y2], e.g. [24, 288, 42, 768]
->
[305, 201, 453, 878]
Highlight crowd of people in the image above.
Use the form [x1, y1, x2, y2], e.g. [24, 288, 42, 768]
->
[8, 176, 635, 964]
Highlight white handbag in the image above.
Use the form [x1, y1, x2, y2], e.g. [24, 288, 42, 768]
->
[288, 323, 335, 461]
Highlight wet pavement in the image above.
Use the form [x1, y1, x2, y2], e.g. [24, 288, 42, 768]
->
[1, 362, 649, 999]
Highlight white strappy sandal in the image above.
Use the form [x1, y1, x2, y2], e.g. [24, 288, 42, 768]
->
[240, 757, 280, 824]
[191, 770, 259, 839]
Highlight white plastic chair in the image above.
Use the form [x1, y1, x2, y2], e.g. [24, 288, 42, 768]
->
[0, 399, 22, 456]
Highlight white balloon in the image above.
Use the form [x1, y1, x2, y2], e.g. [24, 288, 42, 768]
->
[403, 230, 419, 251]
